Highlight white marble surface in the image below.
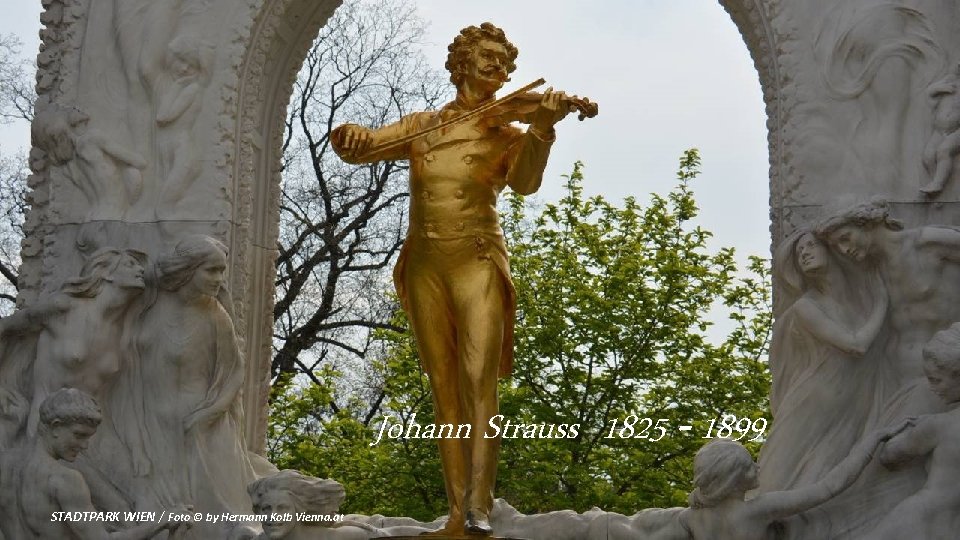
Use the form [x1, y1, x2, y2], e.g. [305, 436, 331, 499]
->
[7, 0, 960, 538]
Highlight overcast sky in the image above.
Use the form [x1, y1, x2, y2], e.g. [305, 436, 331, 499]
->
[0, 0, 769, 261]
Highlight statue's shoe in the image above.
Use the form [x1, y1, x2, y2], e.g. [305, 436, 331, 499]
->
[465, 511, 493, 535]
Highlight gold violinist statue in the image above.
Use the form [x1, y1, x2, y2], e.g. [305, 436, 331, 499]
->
[331, 22, 597, 537]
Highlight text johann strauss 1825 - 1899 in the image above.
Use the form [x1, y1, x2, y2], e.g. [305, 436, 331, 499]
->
[370, 413, 768, 446]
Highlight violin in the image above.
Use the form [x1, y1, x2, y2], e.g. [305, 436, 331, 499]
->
[352, 78, 598, 159]
[479, 90, 599, 127]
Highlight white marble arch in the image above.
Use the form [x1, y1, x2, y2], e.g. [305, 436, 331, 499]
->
[19, 0, 786, 454]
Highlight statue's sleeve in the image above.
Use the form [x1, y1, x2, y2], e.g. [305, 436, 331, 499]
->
[504, 125, 555, 195]
[331, 112, 424, 164]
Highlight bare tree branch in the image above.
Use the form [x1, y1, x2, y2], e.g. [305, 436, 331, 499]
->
[270, 0, 450, 424]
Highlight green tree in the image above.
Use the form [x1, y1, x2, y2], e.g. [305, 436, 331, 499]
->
[268, 312, 447, 519]
[497, 153, 770, 512]
[268, 151, 772, 517]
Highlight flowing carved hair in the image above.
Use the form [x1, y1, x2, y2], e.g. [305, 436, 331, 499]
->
[815, 199, 903, 238]
[248, 470, 346, 517]
[61, 247, 147, 298]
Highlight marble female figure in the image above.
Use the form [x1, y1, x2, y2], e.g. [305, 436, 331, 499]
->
[816, 200, 960, 419]
[134, 235, 256, 539]
[24, 248, 148, 437]
[759, 230, 887, 491]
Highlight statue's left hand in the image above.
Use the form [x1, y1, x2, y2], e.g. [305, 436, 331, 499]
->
[529, 87, 572, 135]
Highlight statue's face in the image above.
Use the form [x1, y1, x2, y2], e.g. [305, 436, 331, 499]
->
[826, 224, 872, 262]
[254, 491, 297, 539]
[463, 38, 510, 93]
[796, 233, 828, 275]
[923, 359, 960, 404]
[47, 421, 97, 462]
[111, 254, 146, 290]
[188, 249, 227, 298]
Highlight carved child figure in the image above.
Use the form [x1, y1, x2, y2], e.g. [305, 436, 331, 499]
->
[0, 388, 187, 539]
[678, 425, 906, 540]
[861, 322, 960, 538]
[921, 63, 960, 196]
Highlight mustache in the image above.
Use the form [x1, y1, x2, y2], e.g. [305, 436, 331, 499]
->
[481, 67, 510, 82]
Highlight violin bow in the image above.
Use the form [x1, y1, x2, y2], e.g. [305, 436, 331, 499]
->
[354, 78, 546, 161]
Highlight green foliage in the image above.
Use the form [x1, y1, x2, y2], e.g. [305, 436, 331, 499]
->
[268, 151, 772, 517]
[268, 314, 447, 520]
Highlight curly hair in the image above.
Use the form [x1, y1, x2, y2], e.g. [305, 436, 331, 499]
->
[39, 388, 102, 429]
[248, 470, 345, 518]
[923, 323, 960, 377]
[688, 439, 755, 508]
[815, 200, 904, 237]
[445, 22, 518, 86]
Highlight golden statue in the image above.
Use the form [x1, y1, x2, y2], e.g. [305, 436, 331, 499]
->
[331, 22, 596, 537]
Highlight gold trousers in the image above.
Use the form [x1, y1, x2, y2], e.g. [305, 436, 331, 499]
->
[401, 233, 510, 521]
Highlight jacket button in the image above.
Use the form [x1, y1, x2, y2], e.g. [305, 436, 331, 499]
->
[455, 222, 465, 231]
[455, 189, 465, 199]
[463, 155, 473, 164]
[422, 190, 431, 199]
[425, 153, 436, 162]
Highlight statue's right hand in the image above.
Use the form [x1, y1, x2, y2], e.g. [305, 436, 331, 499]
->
[331, 124, 373, 160]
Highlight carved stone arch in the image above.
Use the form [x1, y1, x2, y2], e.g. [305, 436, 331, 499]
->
[718, 0, 789, 242]
[229, 0, 344, 452]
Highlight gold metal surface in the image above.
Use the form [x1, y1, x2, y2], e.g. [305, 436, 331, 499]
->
[331, 22, 595, 536]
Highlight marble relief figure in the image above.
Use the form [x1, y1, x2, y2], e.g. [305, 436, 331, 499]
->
[0, 234, 277, 538]
[861, 324, 960, 538]
[0, 389, 189, 540]
[0, 248, 151, 513]
[921, 63, 960, 196]
[32, 106, 147, 221]
[155, 35, 212, 215]
[678, 425, 905, 540]
[757, 201, 960, 538]
[758, 230, 886, 491]
[247, 471, 437, 539]
[815, 200, 960, 420]
[25, 248, 148, 437]
[815, 4, 943, 194]
[132, 235, 258, 539]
